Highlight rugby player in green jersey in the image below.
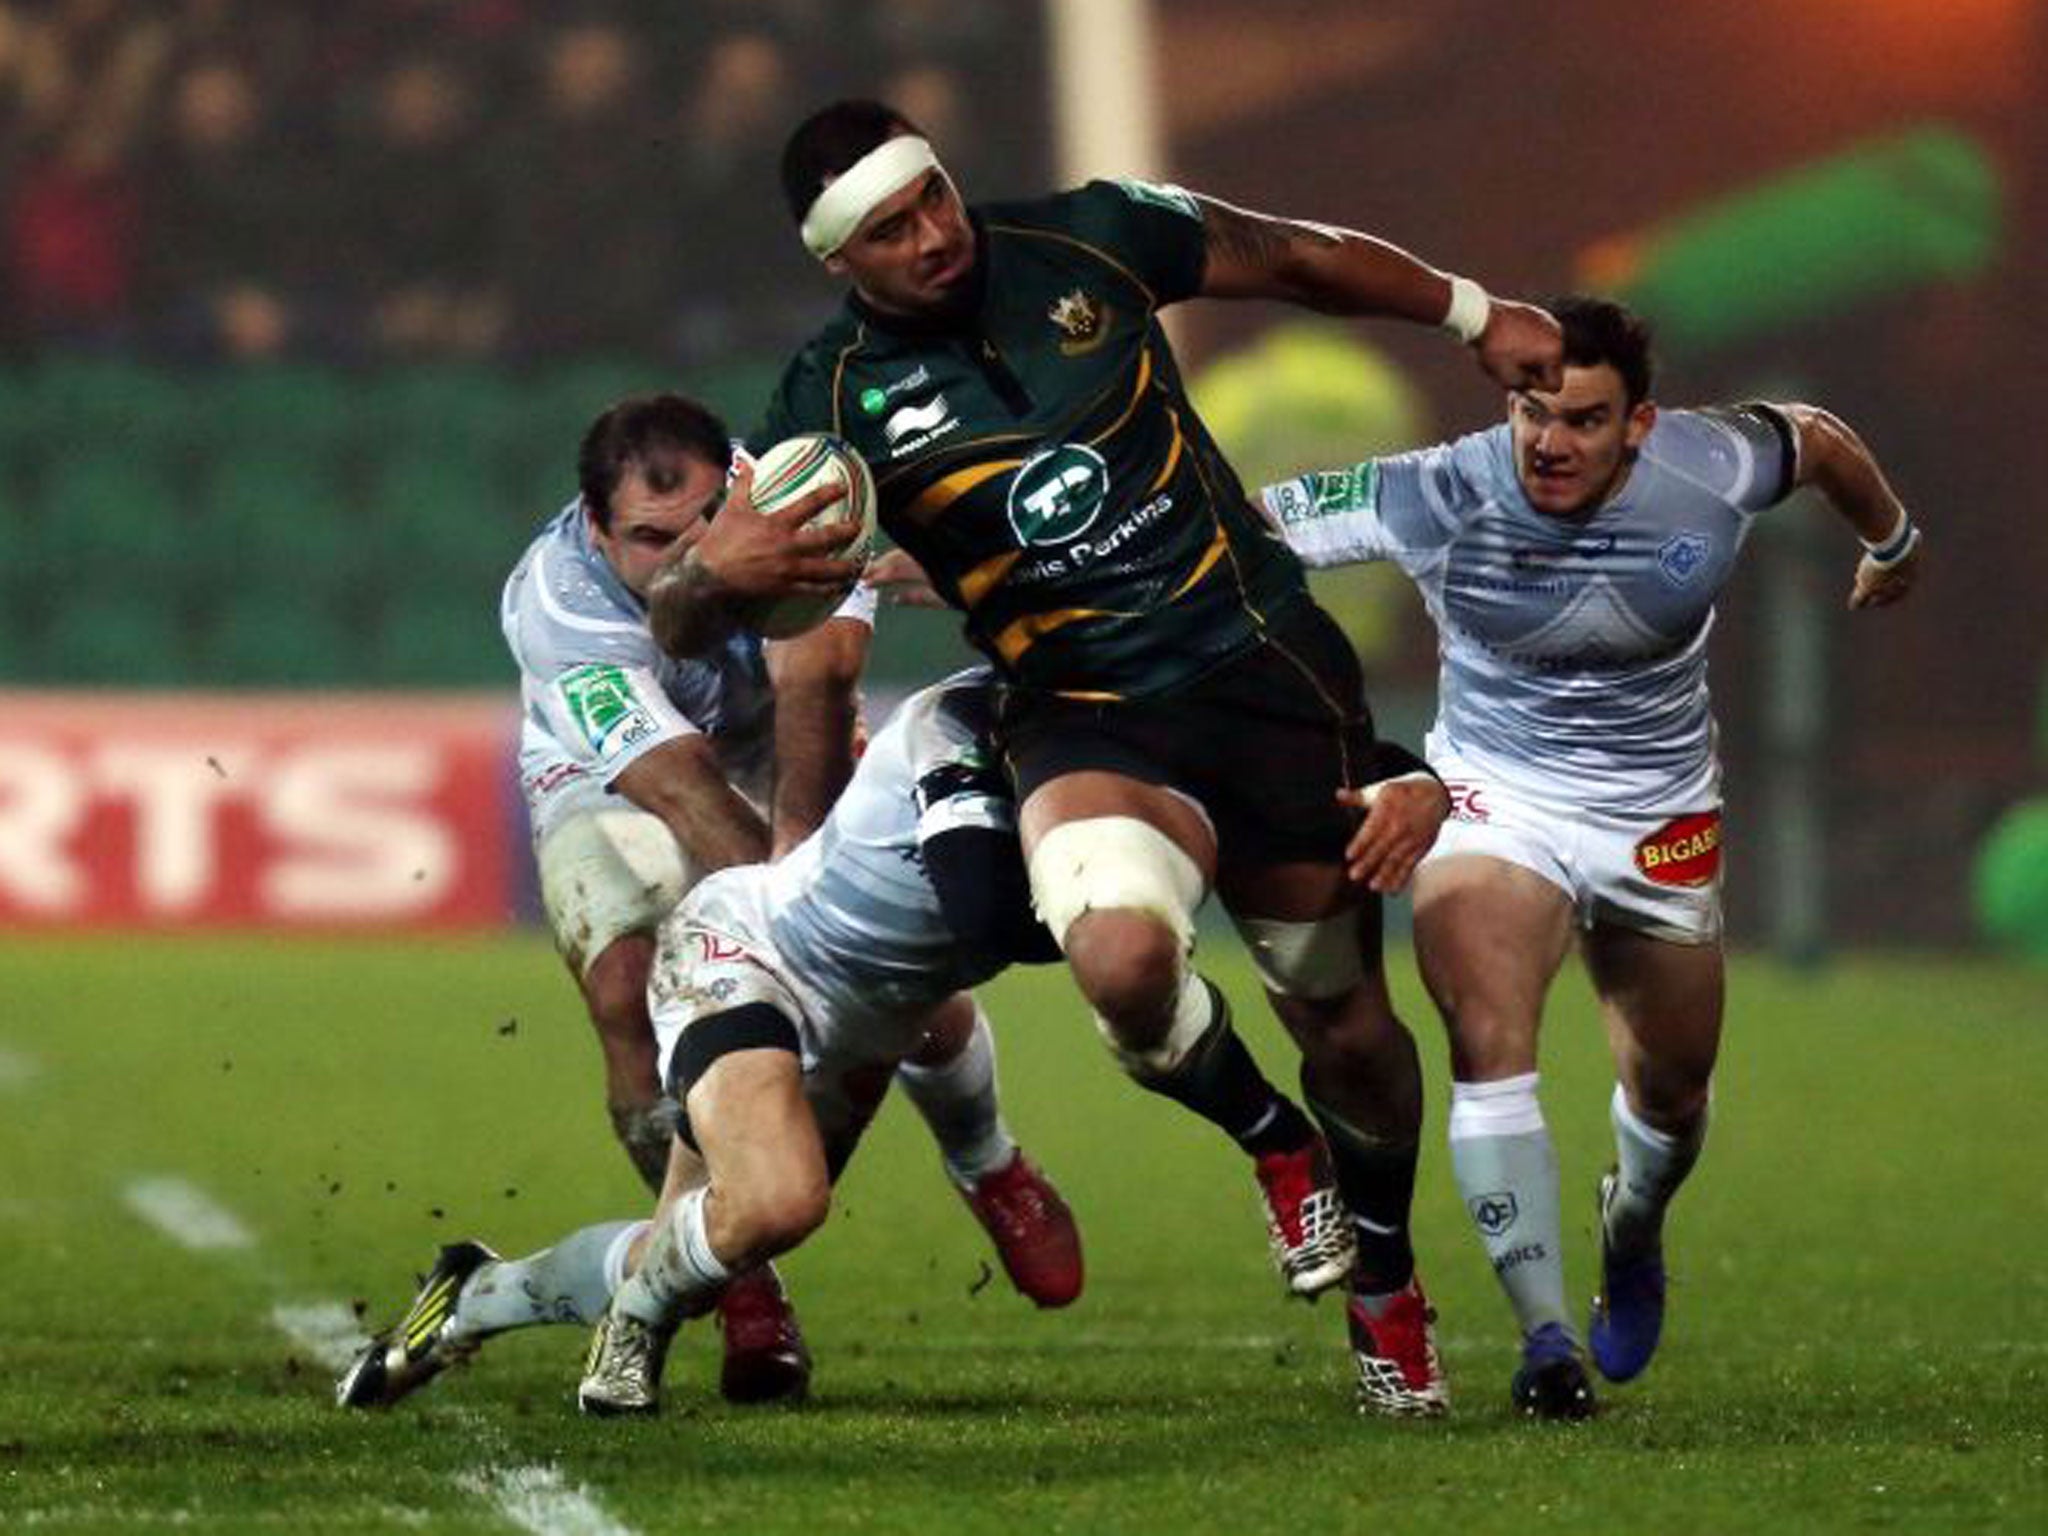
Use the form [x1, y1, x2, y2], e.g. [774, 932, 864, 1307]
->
[666, 99, 1560, 1416]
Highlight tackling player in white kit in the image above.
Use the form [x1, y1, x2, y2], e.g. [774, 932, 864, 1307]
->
[336, 669, 1084, 1417]
[1261, 296, 1923, 1417]
[375, 392, 1074, 1409]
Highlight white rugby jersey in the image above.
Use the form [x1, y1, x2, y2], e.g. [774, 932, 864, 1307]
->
[501, 497, 877, 839]
[720, 668, 1017, 1019]
[1261, 407, 1796, 811]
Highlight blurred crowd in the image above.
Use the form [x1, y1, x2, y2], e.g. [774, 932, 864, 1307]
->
[0, 0, 1045, 366]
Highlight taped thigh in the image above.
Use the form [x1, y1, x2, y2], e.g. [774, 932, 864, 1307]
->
[1027, 815, 1206, 954]
[1231, 909, 1368, 999]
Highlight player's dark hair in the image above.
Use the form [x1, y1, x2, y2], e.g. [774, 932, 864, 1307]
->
[578, 393, 731, 530]
[779, 98, 921, 224]
[1549, 295, 1656, 407]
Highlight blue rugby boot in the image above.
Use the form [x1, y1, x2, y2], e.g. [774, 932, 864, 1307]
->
[1588, 1169, 1668, 1383]
[1510, 1321, 1597, 1420]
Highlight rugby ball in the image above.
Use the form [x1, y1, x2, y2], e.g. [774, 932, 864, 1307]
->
[742, 434, 878, 640]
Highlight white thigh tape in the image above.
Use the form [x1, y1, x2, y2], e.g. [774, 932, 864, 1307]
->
[1028, 815, 1205, 954]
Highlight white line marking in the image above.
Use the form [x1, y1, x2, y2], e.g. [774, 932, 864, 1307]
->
[0, 1045, 38, 1089]
[461, 1466, 640, 1536]
[271, 1301, 371, 1372]
[122, 1176, 254, 1251]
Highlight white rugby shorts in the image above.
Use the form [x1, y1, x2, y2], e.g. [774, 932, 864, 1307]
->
[648, 869, 931, 1159]
[536, 807, 689, 976]
[1421, 744, 1725, 945]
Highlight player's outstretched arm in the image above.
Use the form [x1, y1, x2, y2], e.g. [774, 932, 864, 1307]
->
[1778, 403, 1924, 610]
[765, 616, 868, 854]
[648, 462, 864, 658]
[614, 736, 771, 875]
[1193, 195, 1562, 391]
[862, 547, 947, 608]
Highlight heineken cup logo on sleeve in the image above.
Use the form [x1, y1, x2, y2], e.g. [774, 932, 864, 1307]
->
[1007, 444, 1110, 547]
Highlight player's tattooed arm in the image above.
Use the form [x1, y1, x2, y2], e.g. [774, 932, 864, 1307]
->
[1193, 193, 1562, 389]
[647, 460, 863, 659]
[1195, 197, 1345, 301]
[647, 551, 745, 660]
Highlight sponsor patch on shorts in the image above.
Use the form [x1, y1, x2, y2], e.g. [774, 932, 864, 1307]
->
[1633, 810, 1722, 887]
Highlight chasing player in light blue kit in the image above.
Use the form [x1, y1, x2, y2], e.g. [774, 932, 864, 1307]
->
[1261, 296, 1923, 1417]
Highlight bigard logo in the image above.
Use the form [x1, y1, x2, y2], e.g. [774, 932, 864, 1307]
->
[1007, 443, 1110, 547]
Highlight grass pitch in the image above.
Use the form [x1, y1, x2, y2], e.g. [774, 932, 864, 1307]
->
[0, 934, 2042, 1533]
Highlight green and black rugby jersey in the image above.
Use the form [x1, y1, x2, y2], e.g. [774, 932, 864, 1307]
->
[757, 179, 1309, 701]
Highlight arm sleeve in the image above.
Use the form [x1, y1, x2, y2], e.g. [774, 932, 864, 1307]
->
[1059, 179, 1209, 307]
[923, 824, 1062, 966]
[1259, 441, 1466, 574]
[1662, 405, 1800, 513]
[750, 355, 836, 453]
[905, 682, 1059, 964]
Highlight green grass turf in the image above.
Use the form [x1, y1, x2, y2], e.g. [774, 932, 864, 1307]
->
[0, 935, 2043, 1533]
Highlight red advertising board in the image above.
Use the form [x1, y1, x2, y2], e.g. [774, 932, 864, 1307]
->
[0, 691, 520, 930]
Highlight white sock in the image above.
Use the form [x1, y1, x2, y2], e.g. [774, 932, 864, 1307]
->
[1606, 1083, 1708, 1260]
[450, 1219, 643, 1340]
[1448, 1073, 1572, 1341]
[613, 1188, 731, 1326]
[894, 1004, 1016, 1183]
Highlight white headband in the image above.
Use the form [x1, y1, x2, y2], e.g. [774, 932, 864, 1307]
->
[800, 135, 940, 259]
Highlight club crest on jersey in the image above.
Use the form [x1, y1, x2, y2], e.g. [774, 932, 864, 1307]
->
[1634, 810, 1722, 887]
[1048, 288, 1109, 355]
[1008, 443, 1110, 546]
[1658, 531, 1711, 586]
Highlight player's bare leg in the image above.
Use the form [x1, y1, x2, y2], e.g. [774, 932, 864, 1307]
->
[1413, 853, 1592, 1418]
[584, 1046, 826, 1416]
[1581, 923, 1724, 1385]
[1224, 855, 1442, 1416]
[1024, 775, 1352, 1299]
[577, 933, 674, 1195]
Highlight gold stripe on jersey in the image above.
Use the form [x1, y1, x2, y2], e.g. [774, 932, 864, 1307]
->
[826, 327, 870, 437]
[1171, 526, 1230, 598]
[1149, 410, 1185, 493]
[992, 605, 1122, 667]
[1086, 346, 1154, 447]
[958, 550, 1022, 608]
[905, 459, 1022, 526]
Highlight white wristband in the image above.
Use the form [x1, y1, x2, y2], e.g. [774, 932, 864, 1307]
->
[1440, 275, 1491, 344]
[1860, 509, 1919, 567]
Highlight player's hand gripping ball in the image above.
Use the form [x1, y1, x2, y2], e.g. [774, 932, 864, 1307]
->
[742, 434, 878, 638]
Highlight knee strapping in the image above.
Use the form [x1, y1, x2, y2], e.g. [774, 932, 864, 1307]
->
[1028, 816, 1205, 954]
[1096, 970, 1215, 1077]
